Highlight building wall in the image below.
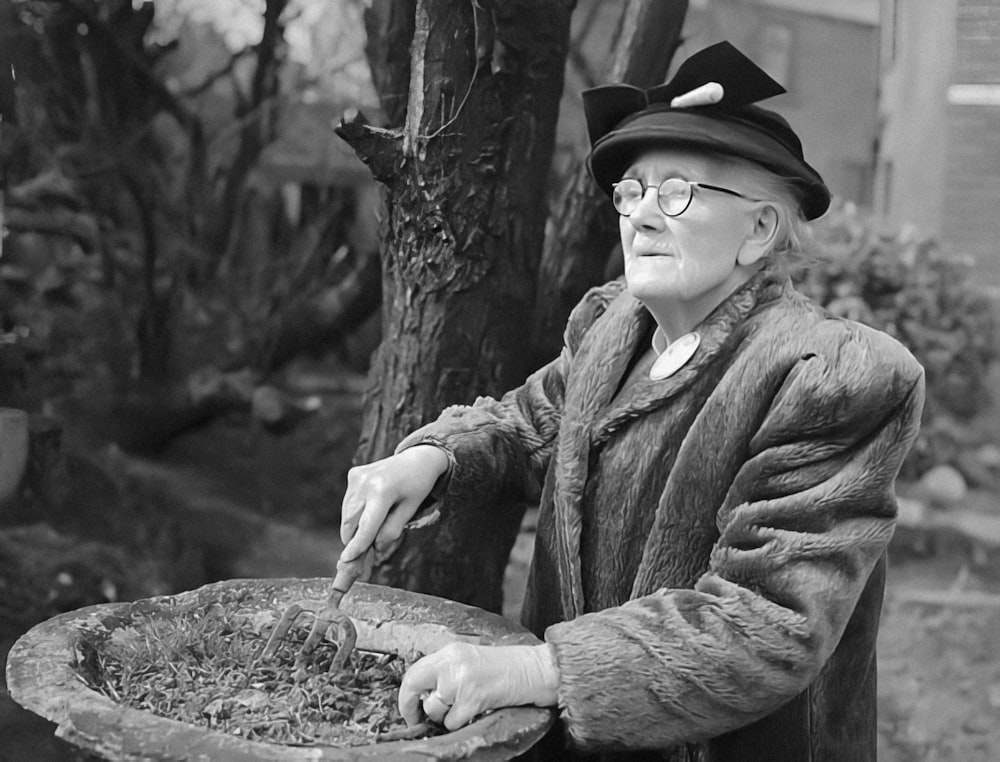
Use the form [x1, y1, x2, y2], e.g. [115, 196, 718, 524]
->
[555, 1, 880, 211]
[876, 0, 957, 238]
[879, 0, 1000, 286]
[943, 0, 1000, 285]
[681, 1, 881, 207]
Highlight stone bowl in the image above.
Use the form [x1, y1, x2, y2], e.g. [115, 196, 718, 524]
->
[6, 578, 555, 761]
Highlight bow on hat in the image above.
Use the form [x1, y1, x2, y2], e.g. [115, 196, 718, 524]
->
[584, 41, 786, 145]
[582, 41, 832, 220]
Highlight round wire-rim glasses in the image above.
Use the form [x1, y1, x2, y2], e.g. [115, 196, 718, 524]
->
[612, 177, 761, 217]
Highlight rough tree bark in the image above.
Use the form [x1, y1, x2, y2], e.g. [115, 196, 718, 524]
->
[362, 0, 415, 128]
[338, 0, 574, 613]
[530, 0, 689, 367]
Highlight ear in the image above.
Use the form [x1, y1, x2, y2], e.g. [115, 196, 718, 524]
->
[736, 204, 779, 266]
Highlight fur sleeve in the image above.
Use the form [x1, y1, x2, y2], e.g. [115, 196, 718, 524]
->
[395, 279, 627, 510]
[545, 322, 925, 751]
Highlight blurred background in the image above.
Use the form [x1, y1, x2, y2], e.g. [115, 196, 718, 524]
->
[0, 1, 999, 760]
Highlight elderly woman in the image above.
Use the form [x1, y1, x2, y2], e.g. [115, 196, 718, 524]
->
[338, 42, 924, 761]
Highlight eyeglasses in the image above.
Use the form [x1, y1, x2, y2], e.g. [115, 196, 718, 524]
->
[611, 177, 760, 217]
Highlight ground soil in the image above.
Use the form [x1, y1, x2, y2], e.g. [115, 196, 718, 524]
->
[875, 532, 1000, 762]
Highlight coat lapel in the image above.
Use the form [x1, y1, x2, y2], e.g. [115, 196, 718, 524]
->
[550, 292, 646, 618]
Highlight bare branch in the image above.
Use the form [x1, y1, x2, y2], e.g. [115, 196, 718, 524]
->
[574, 0, 604, 43]
[252, 245, 381, 372]
[335, 109, 402, 185]
[60, 0, 200, 135]
[567, 46, 599, 90]
[566, 1, 605, 87]
[181, 48, 255, 99]
[363, 0, 416, 127]
[608, 0, 689, 84]
[4, 207, 99, 252]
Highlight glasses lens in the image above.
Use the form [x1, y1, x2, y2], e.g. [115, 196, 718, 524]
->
[657, 179, 692, 216]
[612, 179, 643, 215]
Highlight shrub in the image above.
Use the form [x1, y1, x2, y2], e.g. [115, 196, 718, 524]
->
[792, 202, 1000, 478]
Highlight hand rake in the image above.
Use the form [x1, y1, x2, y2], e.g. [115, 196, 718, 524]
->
[260, 553, 370, 672]
[261, 509, 431, 672]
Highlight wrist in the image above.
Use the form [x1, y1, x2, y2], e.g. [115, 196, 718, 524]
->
[527, 643, 560, 707]
[403, 443, 452, 480]
[426, 444, 452, 481]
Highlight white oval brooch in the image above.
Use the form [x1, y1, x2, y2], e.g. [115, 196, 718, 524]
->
[649, 331, 701, 381]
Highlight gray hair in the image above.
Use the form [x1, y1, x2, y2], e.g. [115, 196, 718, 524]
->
[723, 156, 815, 261]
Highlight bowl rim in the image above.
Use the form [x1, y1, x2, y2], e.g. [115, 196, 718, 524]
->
[6, 577, 555, 761]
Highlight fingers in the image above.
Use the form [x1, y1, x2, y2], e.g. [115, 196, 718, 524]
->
[341, 472, 431, 563]
[343, 499, 388, 561]
[340, 466, 394, 561]
[341, 447, 450, 565]
[373, 494, 423, 558]
[335, 548, 373, 585]
[399, 654, 440, 725]
[339, 496, 363, 547]
[339, 469, 367, 546]
[398, 644, 487, 731]
[439, 692, 480, 731]
[421, 690, 453, 725]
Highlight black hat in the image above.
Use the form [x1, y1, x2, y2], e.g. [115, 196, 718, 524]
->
[584, 41, 831, 220]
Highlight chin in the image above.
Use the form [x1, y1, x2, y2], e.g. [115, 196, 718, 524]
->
[626, 278, 684, 305]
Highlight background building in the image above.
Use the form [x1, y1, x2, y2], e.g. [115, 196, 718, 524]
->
[683, 0, 881, 212]
[879, 0, 1000, 286]
[560, 0, 881, 211]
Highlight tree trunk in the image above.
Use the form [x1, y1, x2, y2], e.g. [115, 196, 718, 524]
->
[363, 0, 415, 128]
[213, 0, 287, 263]
[530, 0, 689, 367]
[338, 0, 574, 613]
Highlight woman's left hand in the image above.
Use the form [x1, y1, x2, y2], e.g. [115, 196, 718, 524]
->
[398, 642, 560, 730]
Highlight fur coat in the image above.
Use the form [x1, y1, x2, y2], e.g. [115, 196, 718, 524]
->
[397, 262, 925, 761]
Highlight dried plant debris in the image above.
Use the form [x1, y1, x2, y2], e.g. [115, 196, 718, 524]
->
[72, 590, 443, 747]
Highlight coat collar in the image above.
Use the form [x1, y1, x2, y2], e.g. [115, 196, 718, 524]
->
[591, 262, 790, 443]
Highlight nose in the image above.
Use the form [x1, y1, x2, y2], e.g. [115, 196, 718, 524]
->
[626, 186, 666, 232]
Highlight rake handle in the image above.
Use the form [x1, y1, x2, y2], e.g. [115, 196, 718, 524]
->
[326, 551, 370, 608]
[329, 508, 426, 608]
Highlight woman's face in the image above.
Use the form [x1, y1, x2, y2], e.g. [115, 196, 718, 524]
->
[618, 149, 763, 317]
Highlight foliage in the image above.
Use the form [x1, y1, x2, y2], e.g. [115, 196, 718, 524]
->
[793, 202, 1000, 476]
[1, 217, 138, 407]
[0, 0, 376, 422]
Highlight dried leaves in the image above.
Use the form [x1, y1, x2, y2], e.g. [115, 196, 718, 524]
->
[72, 592, 442, 747]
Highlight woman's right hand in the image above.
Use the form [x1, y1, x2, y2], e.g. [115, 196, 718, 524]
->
[339, 444, 450, 565]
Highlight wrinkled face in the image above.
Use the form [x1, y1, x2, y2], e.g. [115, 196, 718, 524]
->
[618, 149, 758, 315]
